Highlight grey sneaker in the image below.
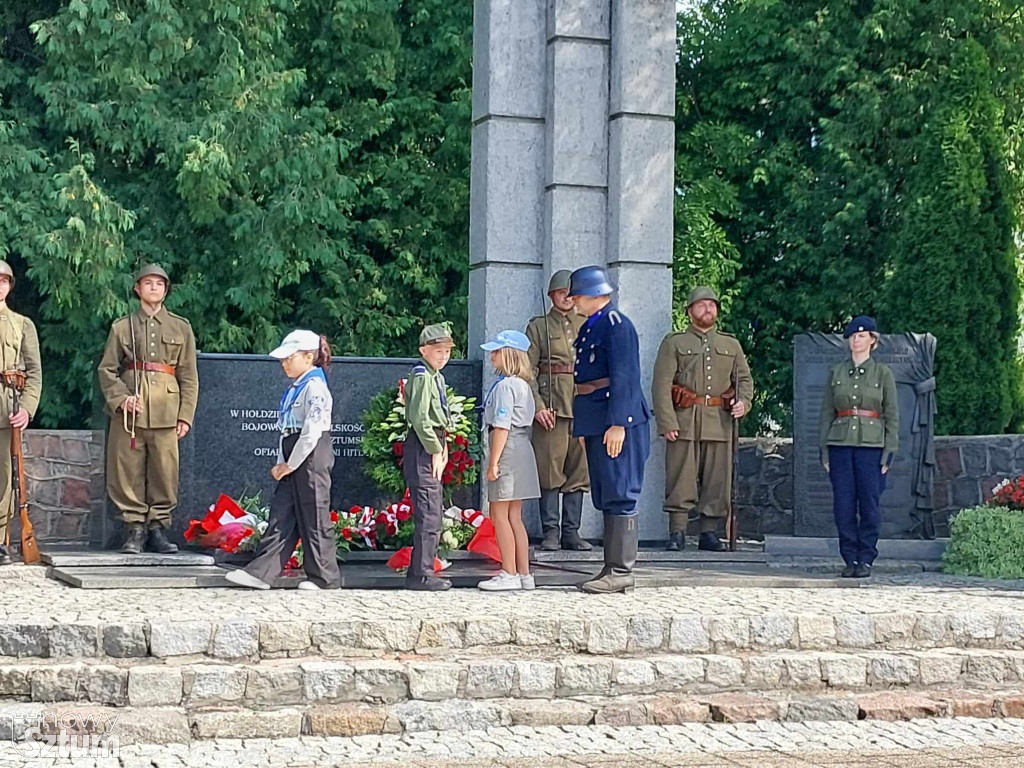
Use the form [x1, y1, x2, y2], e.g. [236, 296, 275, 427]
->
[224, 570, 271, 590]
[296, 581, 321, 591]
[520, 573, 536, 591]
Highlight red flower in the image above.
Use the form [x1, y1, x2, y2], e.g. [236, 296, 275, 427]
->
[386, 521, 398, 536]
[396, 507, 411, 522]
[393, 441, 404, 457]
[287, 555, 300, 570]
[376, 512, 389, 528]
[184, 519, 205, 542]
[330, 510, 339, 523]
[341, 528, 352, 541]
[349, 505, 362, 515]
[455, 435, 468, 448]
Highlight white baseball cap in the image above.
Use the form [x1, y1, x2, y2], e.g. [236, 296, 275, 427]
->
[270, 330, 321, 359]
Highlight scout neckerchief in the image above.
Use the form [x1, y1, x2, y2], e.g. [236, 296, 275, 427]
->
[278, 366, 328, 430]
[482, 374, 506, 411]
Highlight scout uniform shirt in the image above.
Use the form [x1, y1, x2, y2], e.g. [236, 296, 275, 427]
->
[97, 307, 199, 429]
[0, 307, 42, 422]
[819, 356, 899, 465]
[525, 308, 585, 418]
[652, 326, 753, 442]
[405, 359, 452, 455]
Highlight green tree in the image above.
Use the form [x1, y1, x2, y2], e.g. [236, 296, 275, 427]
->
[675, 0, 1024, 434]
[1, 0, 472, 428]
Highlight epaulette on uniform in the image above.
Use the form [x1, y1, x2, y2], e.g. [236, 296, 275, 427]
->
[412, 362, 428, 375]
[167, 311, 192, 325]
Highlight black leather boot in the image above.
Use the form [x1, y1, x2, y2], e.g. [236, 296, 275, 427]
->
[560, 491, 592, 550]
[0, 544, 12, 566]
[698, 531, 726, 552]
[841, 563, 857, 578]
[147, 525, 179, 554]
[666, 532, 684, 552]
[120, 524, 145, 555]
[539, 490, 561, 551]
[853, 562, 872, 579]
[581, 515, 637, 594]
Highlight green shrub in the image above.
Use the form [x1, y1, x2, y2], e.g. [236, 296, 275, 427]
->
[942, 506, 1024, 579]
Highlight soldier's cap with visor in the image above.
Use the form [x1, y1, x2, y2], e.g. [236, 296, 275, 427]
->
[420, 323, 454, 348]
[270, 329, 322, 359]
[548, 270, 572, 294]
[844, 315, 878, 339]
[567, 266, 614, 298]
[480, 329, 531, 352]
[686, 286, 719, 309]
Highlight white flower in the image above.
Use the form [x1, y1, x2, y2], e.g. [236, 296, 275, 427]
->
[441, 531, 459, 550]
[443, 506, 461, 520]
[257, 520, 269, 534]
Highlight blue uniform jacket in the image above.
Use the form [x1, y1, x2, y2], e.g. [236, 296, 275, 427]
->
[572, 304, 651, 437]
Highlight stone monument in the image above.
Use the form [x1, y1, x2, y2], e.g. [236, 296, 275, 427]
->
[793, 333, 937, 539]
[469, 0, 676, 541]
[91, 354, 481, 548]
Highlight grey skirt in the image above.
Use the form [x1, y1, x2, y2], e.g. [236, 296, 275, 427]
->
[488, 426, 542, 502]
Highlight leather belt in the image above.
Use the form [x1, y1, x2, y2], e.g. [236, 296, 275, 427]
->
[538, 364, 574, 375]
[672, 384, 735, 410]
[125, 362, 177, 376]
[837, 408, 881, 419]
[575, 377, 610, 395]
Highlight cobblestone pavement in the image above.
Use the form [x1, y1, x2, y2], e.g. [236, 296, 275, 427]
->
[0, 718, 1022, 767]
[4, 565, 1023, 624]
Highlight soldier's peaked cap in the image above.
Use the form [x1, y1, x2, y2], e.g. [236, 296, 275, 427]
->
[567, 266, 614, 298]
[686, 286, 720, 309]
[135, 263, 170, 284]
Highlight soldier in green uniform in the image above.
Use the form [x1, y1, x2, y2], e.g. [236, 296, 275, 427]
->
[652, 287, 753, 551]
[0, 262, 42, 566]
[98, 264, 199, 555]
[525, 270, 591, 551]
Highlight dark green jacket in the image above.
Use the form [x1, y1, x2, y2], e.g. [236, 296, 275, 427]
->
[819, 356, 899, 465]
[405, 358, 451, 455]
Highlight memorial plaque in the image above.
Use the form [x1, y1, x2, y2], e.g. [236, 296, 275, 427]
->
[793, 334, 937, 538]
[93, 354, 481, 547]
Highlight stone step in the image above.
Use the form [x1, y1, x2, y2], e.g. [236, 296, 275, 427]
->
[5, 648, 1024, 710]
[763, 536, 948, 562]
[4, 610, 1022, 661]
[1, 688, 1022, 744]
[40, 551, 216, 568]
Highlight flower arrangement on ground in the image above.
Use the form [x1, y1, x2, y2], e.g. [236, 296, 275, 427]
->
[361, 379, 482, 501]
[987, 477, 1024, 510]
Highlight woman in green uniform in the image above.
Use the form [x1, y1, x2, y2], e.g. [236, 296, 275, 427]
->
[819, 316, 899, 579]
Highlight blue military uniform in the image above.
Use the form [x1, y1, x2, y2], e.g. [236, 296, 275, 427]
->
[572, 304, 651, 515]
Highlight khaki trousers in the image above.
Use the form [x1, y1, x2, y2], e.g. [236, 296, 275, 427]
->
[531, 416, 589, 493]
[106, 423, 179, 527]
[664, 437, 732, 531]
[0, 428, 13, 545]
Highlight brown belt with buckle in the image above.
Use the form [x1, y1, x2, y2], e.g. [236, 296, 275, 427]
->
[671, 385, 736, 410]
[539, 364, 574, 375]
[837, 408, 880, 419]
[576, 377, 610, 395]
[125, 362, 177, 376]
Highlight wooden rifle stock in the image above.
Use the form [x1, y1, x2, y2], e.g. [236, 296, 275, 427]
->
[2, 371, 38, 564]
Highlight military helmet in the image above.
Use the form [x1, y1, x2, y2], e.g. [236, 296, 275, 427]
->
[135, 263, 170, 285]
[548, 270, 572, 293]
[567, 266, 614, 298]
[686, 286, 720, 310]
[0, 261, 14, 281]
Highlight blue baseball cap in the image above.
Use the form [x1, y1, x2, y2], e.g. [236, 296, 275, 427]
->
[480, 330, 531, 352]
[843, 316, 878, 338]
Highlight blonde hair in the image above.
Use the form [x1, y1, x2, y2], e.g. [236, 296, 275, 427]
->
[493, 348, 533, 381]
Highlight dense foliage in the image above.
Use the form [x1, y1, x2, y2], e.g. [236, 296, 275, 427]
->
[675, 0, 1024, 435]
[943, 505, 1024, 579]
[1, 0, 472, 427]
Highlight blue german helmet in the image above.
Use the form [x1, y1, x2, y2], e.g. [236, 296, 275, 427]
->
[567, 265, 614, 298]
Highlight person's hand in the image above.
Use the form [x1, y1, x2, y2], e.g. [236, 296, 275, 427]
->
[431, 451, 446, 481]
[881, 465, 889, 475]
[271, 463, 294, 481]
[175, 420, 190, 439]
[604, 426, 625, 459]
[535, 409, 556, 431]
[731, 400, 747, 418]
[665, 430, 679, 442]
[123, 396, 143, 414]
[487, 464, 499, 482]
[8, 409, 29, 430]
[822, 462, 830, 473]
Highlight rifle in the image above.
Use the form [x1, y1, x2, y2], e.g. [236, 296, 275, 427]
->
[2, 371, 38, 564]
[726, 419, 738, 552]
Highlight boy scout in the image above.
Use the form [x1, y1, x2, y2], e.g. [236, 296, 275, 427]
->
[525, 270, 591, 551]
[568, 266, 651, 594]
[0, 262, 41, 566]
[652, 287, 753, 551]
[404, 323, 456, 591]
[98, 264, 199, 555]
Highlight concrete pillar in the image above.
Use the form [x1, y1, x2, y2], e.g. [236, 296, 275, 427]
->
[470, 0, 675, 542]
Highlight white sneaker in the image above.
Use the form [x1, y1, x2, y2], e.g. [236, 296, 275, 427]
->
[477, 571, 522, 591]
[224, 570, 271, 590]
[520, 573, 536, 591]
[296, 581, 321, 591]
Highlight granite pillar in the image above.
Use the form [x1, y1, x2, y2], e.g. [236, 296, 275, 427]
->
[470, 0, 675, 541]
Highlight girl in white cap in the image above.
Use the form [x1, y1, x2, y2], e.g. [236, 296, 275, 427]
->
[478, 330, 542, 591]
[225, 330, 341, 591]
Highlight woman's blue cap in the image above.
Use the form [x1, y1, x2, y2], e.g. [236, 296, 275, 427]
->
[481, 329, 531, 352]
[844, 316, 877, 338]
